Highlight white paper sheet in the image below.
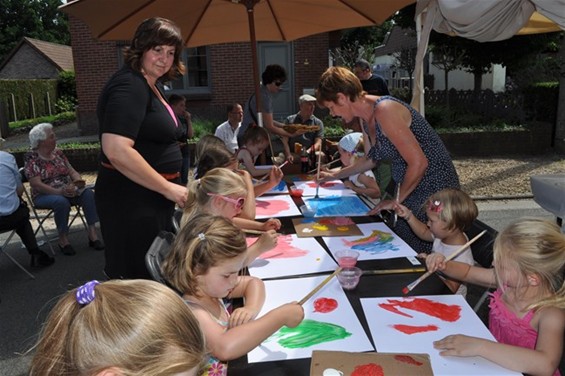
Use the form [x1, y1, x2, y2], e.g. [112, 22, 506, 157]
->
[322, 222, 417, 260]
[247, 275, 374, 363]
[360, 295, 521, 376]
[294, 179, 356, 197]
[247, 235, 337, 279]
[255, 194, 301, 219]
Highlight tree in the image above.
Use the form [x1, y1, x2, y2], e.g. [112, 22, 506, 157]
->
[429, 44, 465, 107]
[0, 0, 69, 63]
[330, 22, 393, 68]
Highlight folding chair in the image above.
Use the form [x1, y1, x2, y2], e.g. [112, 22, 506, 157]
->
[19, 168, 87, 250]
[145, 231, 175, 285]
[465, 219, 498, 313]
[0, 228, 35, 279]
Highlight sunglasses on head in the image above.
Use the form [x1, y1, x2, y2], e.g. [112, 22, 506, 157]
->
[207, 193, 245, 209]
[274, 81, 284, 87]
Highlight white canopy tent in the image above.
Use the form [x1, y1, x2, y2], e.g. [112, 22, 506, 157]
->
[410, 0, 565, 151]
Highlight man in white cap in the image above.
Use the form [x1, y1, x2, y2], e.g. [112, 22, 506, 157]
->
[285, 94, 324, 161]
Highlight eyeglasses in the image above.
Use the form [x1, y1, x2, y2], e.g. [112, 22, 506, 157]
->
[230, 111, 244, 115]
[274, 81, 284, 87]
[207, 193, 245, 209]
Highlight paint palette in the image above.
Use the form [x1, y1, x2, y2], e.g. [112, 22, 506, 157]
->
[310, 350, 433, 376]
[292, 217, 363, 237]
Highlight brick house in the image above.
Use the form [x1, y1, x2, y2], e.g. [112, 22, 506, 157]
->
[68, 16, 337, 135]
[0, 37, 74, 79]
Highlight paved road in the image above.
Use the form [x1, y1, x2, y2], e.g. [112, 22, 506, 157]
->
[0, 198, 558, 375]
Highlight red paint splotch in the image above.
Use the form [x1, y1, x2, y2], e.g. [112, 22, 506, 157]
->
[351, 363, 384, 376]
[258, 235, 307, 259]
[391, 324, 439, 335]
[320, 217, 355, 226]
[306, 181, 338, 188]
[313, 297, 338, 313]
[256, 199, 290, 216]
[378, 297, 461, 322]
[394, 355, 423, 366]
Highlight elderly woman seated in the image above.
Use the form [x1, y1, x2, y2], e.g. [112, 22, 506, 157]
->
[23, 123, 103, 255]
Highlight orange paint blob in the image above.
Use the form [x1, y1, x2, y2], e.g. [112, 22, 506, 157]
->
[351, 363, 384, 376]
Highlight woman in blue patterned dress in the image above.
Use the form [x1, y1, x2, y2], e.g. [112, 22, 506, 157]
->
[317, 66, 459, 253]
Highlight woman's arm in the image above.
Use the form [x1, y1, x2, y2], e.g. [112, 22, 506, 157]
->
[101, 133, 187, 207]
[375, 101, 428, 203]
[320, 156, 376, 181]
[28, 176, 65, 196]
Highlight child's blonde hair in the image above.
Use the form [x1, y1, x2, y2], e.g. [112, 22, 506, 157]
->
[30, 279, 206, 375]
[493, 217, 565, 310]
[162, 213, 247, 297]
[425, 188, 478, 232]
[182, 167, 246, 226]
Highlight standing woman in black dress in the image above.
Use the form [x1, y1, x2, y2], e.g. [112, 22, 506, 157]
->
[96, 17, 187, 279]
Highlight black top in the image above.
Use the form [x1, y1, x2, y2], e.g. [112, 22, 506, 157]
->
[361, 73, 390, 96]
[97, 66, 181, 174]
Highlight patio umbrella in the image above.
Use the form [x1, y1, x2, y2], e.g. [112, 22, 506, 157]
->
[59, 0, 415, 117]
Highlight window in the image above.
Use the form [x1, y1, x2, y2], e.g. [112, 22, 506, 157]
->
[167, 47, 210, 95]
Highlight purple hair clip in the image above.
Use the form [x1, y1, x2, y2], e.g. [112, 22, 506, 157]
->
[76, 280, 100, 306]
[428, 200, 443, 213]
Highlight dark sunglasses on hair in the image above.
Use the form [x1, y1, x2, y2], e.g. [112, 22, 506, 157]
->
[274, 81, 284, 87]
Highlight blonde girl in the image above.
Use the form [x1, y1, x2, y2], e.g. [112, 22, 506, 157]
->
[337, 132, 380, 198]
[428, 218, 565, 376]
[162, 214, 304, 375]
[395, 188, 478, 295]
[183, 167, 280, 265]
[30, 279, 206, 376]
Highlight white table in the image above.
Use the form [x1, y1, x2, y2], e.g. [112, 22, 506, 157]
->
[530, 174, 565, 232]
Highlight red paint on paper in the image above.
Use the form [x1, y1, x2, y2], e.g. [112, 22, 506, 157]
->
[313, 297, 338, 313]
[256, 199, 290, 216]
[258, 235, 307, 259]
[394, 355, 424, 366]
[319, 217, 355, 226]
[392, 324, 439, 334]
[378, 297, 461, 322]
[351, 363, 384, 376]
[306, 181, 338, 188]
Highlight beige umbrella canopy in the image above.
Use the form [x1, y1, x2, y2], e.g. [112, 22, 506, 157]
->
[60, 0, 415, 117]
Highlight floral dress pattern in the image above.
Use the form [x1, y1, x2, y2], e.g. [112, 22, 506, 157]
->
[24, 149, 74, 199]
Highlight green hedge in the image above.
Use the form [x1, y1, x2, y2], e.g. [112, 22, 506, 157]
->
[0, 79, 58, 121]
[522, 82, 559, 123]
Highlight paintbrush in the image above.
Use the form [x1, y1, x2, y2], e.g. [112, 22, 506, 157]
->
[255, 160, 289, 184]
[298, 267, 342, 305]
[242, 229, 265, 235]
[363, 267, 426, 275]
[402, 230, 486, 295]
[314, 151, 323, 199]
[391, 182, 400, 228]
[307, 158, 340, 174]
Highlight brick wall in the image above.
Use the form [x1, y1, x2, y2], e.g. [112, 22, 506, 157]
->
[0, 44, 60, 79]
[70, 17, 330, 135]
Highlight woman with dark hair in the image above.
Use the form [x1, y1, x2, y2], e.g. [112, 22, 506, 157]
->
[95, 17, 187, 279]
[240, 64, 307, 164]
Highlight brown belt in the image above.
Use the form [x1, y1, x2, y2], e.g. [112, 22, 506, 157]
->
[101, 162, 180, 181]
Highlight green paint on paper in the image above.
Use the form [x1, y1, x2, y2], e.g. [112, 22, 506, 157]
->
[270, 319, 351, 349]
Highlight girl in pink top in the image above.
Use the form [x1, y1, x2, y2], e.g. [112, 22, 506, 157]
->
[426, 217, 565, 376]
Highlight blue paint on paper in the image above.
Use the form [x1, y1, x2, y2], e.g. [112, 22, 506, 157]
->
[304, 196, 369, 217]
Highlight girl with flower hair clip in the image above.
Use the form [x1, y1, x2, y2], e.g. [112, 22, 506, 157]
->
[394, 188, 478, 296]
[30, 279, 206, 376]
[337, 132, 380, 199]
[162, 213, 304, 376]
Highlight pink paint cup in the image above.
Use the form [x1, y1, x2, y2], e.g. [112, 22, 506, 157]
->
[335, 250, 360, 268]
[337, 267, 362, 290]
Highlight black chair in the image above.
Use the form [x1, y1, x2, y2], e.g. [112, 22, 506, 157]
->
[145, 231, 175, 285]
[465, 219, 498, 313]
[171, 208, 183, 234]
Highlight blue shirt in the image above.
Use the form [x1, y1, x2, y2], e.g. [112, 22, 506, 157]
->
[0, 151, 22, 216]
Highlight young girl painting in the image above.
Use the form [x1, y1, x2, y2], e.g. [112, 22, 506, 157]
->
[162, 213, 304, 375]
[428, 217, 565, 376]
[182, 167, 280, 265]
[237, 126, 285, 178]
[395, 188, 478, 296]
[337, 132, 380, 199]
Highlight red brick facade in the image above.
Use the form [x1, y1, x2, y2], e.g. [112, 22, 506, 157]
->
[69, 17, 331, 135]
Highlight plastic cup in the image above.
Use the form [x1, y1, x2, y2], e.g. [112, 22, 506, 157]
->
[335, 250, 360, 268]
[289, 185, 303, 197]
[337, 267, 362, 290]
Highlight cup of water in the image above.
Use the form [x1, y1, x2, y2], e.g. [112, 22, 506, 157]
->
[337, 267, 362, 290]
[335, 250, 360, 267]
